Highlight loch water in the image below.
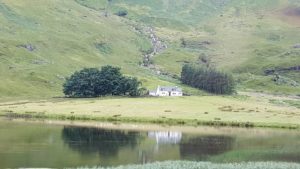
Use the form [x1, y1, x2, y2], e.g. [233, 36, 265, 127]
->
[0, 118, 299, 168]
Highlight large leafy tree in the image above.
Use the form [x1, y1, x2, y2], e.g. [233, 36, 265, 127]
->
[96, 65, 123, 96]
[63, 68, 102, 97]
[63, 65, 143, 97]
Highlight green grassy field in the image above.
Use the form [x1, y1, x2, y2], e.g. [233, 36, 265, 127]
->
[0, 0, 300, 99]
[0, 94, 299, 128]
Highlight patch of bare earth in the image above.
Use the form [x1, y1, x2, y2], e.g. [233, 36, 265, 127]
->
[277, 7, 300, 27]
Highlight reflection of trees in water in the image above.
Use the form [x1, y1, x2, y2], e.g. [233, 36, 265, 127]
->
[179, 135, 235, 160]
[62, 126, 140, 157]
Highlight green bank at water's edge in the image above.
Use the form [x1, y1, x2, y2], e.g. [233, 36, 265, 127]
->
[0, 95, 299, 129]
[75, 161, 300, 169]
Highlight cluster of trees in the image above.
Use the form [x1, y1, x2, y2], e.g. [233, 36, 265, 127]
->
[181, 64, 235, 94]
[63, 65, 145, 97]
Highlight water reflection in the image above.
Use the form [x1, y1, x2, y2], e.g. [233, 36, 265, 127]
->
[148, 131, 182, 144]
[62, 126, 140, 157]
[179, 135, 235, 160]
[1, 119, 300, 168]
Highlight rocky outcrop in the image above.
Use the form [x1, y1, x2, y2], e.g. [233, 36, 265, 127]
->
[180, 38, 212, 50]
[265, 65, 300, 75]
[272, 74, 299, 87]
[293, 44, 300, 48]
[17, 44, 36, 52]
[126, 22, 173, 76]
[129, 25, 168, 75]
[142, 27, 167, 69]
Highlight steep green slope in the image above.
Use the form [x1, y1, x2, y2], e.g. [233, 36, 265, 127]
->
[0, 0, 195, 99]
[0, 0, 300, 99]
[75, 0, 300, 94]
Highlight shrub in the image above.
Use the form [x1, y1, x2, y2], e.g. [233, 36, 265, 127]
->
[115, 10, 128, 17]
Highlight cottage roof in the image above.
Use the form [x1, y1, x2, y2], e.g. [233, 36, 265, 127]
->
[158, 86, 182, 92]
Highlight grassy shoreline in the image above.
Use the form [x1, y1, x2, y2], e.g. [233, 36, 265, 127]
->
[75, 161, 300, 169]
[1, 111, 299, 129]
[0, 96, 299, 129]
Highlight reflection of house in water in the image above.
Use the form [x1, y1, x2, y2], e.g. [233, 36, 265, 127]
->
[138, 131, 182, 163]
[148, 131, 182, 144]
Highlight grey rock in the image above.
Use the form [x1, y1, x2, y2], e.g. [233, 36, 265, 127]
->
[18, 44, 36, 51]
[293, 44, 300, 48]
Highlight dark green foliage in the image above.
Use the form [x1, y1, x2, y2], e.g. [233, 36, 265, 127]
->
[63, 65, 143, 97]
[115, 10, 128, 17]
[95, 42, 112, 54]
[181, 64, 235, 94]
[114, 77, 142, 96]
[180, 38, 187, 48]
[63, 68, 102, 97]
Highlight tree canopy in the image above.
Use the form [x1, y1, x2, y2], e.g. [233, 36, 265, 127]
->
[181, 64, 235, 94]
[63, 65, 143, 97]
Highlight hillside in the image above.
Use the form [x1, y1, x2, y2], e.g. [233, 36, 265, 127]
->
[0, 0, 186, 99]
[0, 0, 300, 99]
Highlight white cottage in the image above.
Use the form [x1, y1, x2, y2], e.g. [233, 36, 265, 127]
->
[149, 86, 183, 97]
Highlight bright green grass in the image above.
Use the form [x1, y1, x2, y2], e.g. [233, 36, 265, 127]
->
[75, 161, 300, 169]
[285, 100, 300, 109]
[210, 145, 300, 162]
[0, 0, 201, 99]
[1, 0, 300, 99]
[153, 48, 197, 74]
[236, 73, 300, 95]
[0, 96, 299, 128]
[74, 0, 300, 95]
